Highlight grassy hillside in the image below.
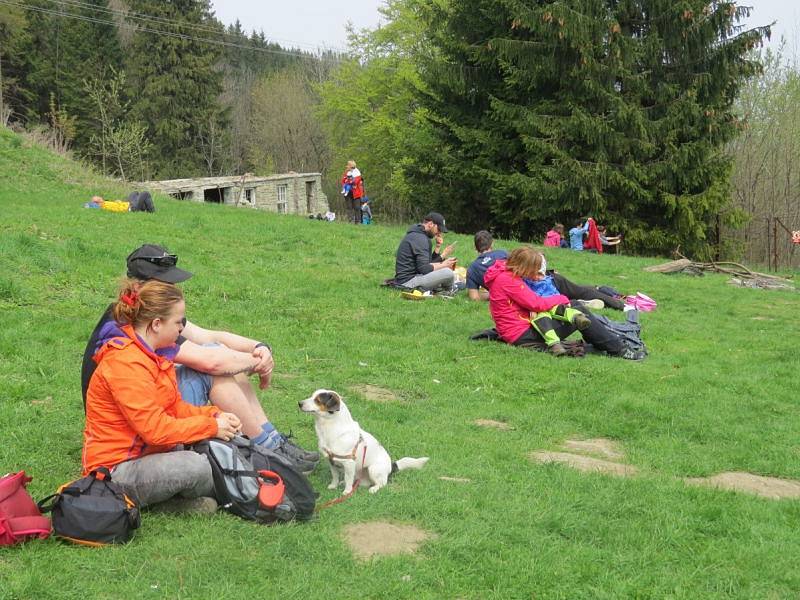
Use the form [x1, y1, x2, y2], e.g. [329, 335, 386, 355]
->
[1, 127, 799, 599]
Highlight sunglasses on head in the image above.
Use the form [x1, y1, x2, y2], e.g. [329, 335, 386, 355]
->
[137, 254, 178, 267]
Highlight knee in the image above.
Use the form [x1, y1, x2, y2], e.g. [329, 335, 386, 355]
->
[179, 451, 213, 482]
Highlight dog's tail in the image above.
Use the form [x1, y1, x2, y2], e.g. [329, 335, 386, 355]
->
[391, 457, 429, 474]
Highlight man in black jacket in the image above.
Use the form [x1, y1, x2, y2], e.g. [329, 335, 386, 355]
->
[394, 212, 457, 292]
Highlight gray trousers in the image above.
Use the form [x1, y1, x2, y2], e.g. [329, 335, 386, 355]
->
[111, 451, 214, 507]
[401, 268, 455, 292]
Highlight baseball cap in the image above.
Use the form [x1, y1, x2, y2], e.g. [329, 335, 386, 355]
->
[423, 211, 448, 233]
[126, 244, 193, 283]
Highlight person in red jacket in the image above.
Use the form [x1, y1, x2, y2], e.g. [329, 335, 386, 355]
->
[83, 280, 242, 510]
[341, 160, 365, 224]
[483, 246, 645, 359]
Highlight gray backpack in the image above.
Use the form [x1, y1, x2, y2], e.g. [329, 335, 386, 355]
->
[592, 310, 648, 353]
[191, 436, 316, 524]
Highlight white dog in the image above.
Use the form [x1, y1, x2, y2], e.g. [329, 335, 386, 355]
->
[298, 389, 428, 495]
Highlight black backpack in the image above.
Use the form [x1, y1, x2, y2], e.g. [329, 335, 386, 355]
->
[192, 436, 316, 524]
[235, 436, 317, 520]
[38, 468, 140, 546]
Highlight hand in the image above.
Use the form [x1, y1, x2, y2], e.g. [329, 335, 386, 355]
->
[257, 371, 272, 390]
[214, 412, 241, 441]
[251, 346, 274, 390]
[441, 242, 456, 259]
[443, 257, 457, 269]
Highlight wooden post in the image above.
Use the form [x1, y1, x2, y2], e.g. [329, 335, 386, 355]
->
[773, 217, 779, 271]
[766, 217, 771, 271]
[0, 48, 5, 125]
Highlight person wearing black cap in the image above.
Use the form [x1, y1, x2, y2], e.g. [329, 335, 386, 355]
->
[80, 244, 320, 474]
[393, 212, 457, 293]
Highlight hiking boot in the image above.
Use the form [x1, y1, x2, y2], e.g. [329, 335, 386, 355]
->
[151, 496, 218, 515]
[617, 347, 646, 361]
[572, 313, 592, 331]
[274, 440, 318, 474]
[575, 299, 604, 310]
[548, 342, 568, 357]
[280, 434, 320, 462]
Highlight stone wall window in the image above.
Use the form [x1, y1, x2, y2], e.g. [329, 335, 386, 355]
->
[277, 184, 288, 213]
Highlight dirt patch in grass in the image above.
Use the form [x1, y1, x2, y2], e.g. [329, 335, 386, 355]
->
[350, 384, 401, 403]
[342, 521, 437, 560]
[684, 472, 800, 500]
[529, 451, 638, 477]
[438, 476, 471, 483]
[474, 419, 514, 430]
[562, 438, 624, 460]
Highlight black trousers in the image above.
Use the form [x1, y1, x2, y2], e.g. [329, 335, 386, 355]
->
[551, 272, 624, 310]
[512, 306, 624, 355]
[347, 194, 362, 224]
[128, 191, 155, 213]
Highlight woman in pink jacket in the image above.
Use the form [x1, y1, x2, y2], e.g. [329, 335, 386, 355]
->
[543, 224, 565, 248]
[483, 246, 645, 359]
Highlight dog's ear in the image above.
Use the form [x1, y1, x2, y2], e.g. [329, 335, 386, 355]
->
[317, 391, 341, 413]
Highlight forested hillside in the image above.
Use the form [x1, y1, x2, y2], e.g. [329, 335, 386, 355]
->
[1, 0, 795, 266]
[0, 0, 320, 180]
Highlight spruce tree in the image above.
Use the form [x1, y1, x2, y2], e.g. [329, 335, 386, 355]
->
[126, 0, 226, 178]
[0, 5, 32, 122]
[18, 0, 123, 147]
[410, 0, 770, 256]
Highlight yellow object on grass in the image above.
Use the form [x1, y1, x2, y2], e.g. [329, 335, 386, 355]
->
[401, 289, 432, 301]
[101, 200, 130, 213]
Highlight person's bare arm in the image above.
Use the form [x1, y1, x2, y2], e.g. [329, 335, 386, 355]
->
[182, 320, 273, 388]
[174, 340, 261, 377]
[182, 321, 260, 352]
[434, 235, 456, 259]
[433, 257, 457, 271]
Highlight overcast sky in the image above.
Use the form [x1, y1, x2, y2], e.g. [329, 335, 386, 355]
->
[211, 0, 385, 52]
[210, 1, 797, 54]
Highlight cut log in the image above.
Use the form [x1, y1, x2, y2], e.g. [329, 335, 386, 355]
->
[644, 259, 692, 273]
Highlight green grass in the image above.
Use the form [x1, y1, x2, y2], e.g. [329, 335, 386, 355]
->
[1, 126, 799, 599]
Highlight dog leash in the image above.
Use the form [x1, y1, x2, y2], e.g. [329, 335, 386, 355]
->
[315, 444, 367, 512]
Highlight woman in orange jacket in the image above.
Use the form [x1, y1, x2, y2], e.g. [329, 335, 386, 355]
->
[83, 280, 241, 509]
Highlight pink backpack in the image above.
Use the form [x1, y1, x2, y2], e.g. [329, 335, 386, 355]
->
[0, 471, 51, 546]
[625, 292, 657, 312]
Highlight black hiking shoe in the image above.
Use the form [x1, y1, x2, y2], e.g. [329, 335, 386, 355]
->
[572, 313, 592, 331]
[280, 433, 320, 462]
[275, 438, 319, 474]
[617, 347, 646, 361]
